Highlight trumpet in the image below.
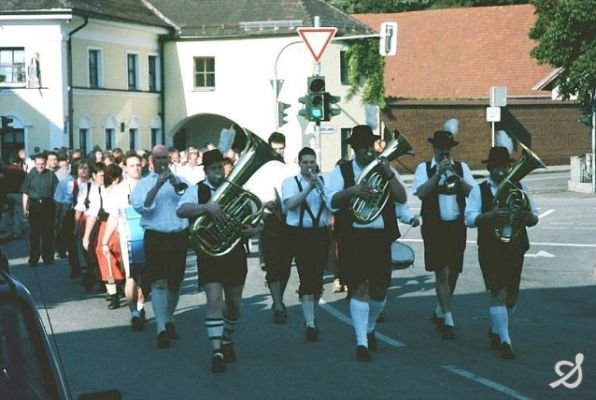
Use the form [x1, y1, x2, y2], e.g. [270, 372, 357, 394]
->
[438, 153, 461, 195]
[160, 165, 188, 195]
[308, 168, 325, 201]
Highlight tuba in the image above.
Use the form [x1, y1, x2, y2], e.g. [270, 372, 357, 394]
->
[350, 132, 414, 224]
[190, 128, 281, 257]
[493, 140, 546, 243]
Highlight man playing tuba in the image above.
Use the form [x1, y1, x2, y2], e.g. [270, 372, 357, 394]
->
[465, 146, 538, 360]
[177, 149, 260, 374]
[326, 125, 407, 362]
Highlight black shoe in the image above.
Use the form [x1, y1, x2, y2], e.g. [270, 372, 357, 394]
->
[107, 295, 120, 310]
[500, 342, 515, 359]
[156, 331, 170, 349]
[43, 259, 53, 265]
[272, 304, 287, 324]
[221, 343, 236, 363]
[28, 259, 39, 267]
[140, 308, 146, 321]
[431, 313, 444, 329]
[305, 326, 319, 342]
[165, 322, 179, 340]
[211, 351, 226, 373]
[356, 345, 372, 362]
[131, 316, 144, 331]
[488, 328, 500, 350]
[441, 325, 456, 340]
[367, 331, 377, 352]
[57, 252, 68, 259]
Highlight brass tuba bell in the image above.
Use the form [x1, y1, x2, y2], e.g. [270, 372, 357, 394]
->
[189, 126, 282, 257]
[492, 139, 546, 243]
[350, 131, 414, 224]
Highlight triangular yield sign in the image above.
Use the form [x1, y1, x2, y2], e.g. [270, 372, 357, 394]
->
[297, 27, 337, 63]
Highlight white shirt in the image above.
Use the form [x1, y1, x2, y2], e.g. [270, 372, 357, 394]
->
[465, 178, 538, 227]
[245, 160, 299, 213]
[282, 174, 331, 228]
[326, 159, 402, 230]
[178, 164, 204, 185]
[73, 179, 92, 213]
[412, 158, 475, 221]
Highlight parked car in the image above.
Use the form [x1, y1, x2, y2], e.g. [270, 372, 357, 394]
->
[0, 247, 121, 400]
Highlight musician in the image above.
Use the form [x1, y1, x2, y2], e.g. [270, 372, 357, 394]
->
[327, 125, 407, 361]
[465, 146, 538, 359]
[244, 132, 298, 324]
[130, 145, 190, 349]
[100, 153, 146, 330]
[413, 129, 475, 339]
[281, 147, 331, 341]
[176, 149, 260, 373]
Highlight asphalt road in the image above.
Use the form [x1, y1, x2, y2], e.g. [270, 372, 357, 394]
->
[3, 170, 595, 400]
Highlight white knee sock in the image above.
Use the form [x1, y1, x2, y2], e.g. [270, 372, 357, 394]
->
[205, 318, 224, 350]
[301, 295, 316, 328]
[367, 298, 386, 334]
[435, 304, 444, 318]
[444, 312, 454, 327]
[350, 298, 369, 347]
[489, 306, 511, 345]
[151, 287, 168, 334]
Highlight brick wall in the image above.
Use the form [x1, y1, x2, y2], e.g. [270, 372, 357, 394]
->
[382, 102, 591, 172]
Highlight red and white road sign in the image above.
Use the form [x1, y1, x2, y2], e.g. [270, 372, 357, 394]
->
[297, 27, 337, 63]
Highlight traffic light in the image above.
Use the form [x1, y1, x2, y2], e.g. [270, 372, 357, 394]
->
[323, 92, 341, 121]
[277, 101, 291, 127]
[298, 76, 326, 122]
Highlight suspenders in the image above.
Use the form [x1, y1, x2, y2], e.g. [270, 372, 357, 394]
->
[294, 176, 325, 229]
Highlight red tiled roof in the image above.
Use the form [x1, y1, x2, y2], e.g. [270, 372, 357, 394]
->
[353, 5, 554, 100]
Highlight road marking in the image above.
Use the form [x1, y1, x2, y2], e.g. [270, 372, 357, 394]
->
[525, 250, 555, 258]
[442, 365, 535, 400]
[319, 298, 406, 347]
[7, 256, 29, 266]
[538, 209, 556, 219]
[401, 239, 596, 248]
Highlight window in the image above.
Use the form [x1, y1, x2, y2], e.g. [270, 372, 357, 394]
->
[79, 129, 89, 154]
[151, 128, 164, 147]
[193, 57, 215, 89]
[129, 128, 139, 150]
[127, 54, 139, 90]
[0, 128, 25, 163]
[105, 128, 115, 150]
[88, 49, 102, 88]
[340, 51, 349, 86]
[148, 55, 159, 91]
[0, 48, 25, 85]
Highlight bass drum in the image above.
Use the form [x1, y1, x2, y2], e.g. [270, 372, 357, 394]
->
[391, 241, 414, 270]
[121, 206, 146, 276]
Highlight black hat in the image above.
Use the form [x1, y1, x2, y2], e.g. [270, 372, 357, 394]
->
[427, 130, 459, 149]
[346, 125, 380, 147]
[201, 149, 224, 168]
[482, 146, 514, 168]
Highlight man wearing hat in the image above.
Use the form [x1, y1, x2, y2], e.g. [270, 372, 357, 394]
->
[326, 125, 407, 361]
[465, 146, 538, 359]
[177, 149, 260, 373]
[130, 145, 190, 350]
[413, 129, 475, 339]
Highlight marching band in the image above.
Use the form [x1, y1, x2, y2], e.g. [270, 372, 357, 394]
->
[14, 117, 542, 373]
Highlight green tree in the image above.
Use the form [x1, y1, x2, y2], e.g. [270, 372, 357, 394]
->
[529, 0, 596, 124]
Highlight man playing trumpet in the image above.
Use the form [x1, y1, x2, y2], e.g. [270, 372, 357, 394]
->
[413, 127, 475, 339]
[326, 125, 407, 361]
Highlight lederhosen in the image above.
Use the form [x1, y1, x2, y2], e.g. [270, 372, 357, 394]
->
[286, 175, 330, 297]
[195, 181, 247, 286]
[420, 161, 467, 272]
[477, 181, 529, 304]
[334, 161, 400, 288]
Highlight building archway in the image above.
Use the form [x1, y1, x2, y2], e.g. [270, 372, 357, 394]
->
[172, 113, 240, 150]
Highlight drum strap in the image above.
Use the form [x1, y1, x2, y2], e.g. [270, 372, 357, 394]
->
[294, 176, 324, 229]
